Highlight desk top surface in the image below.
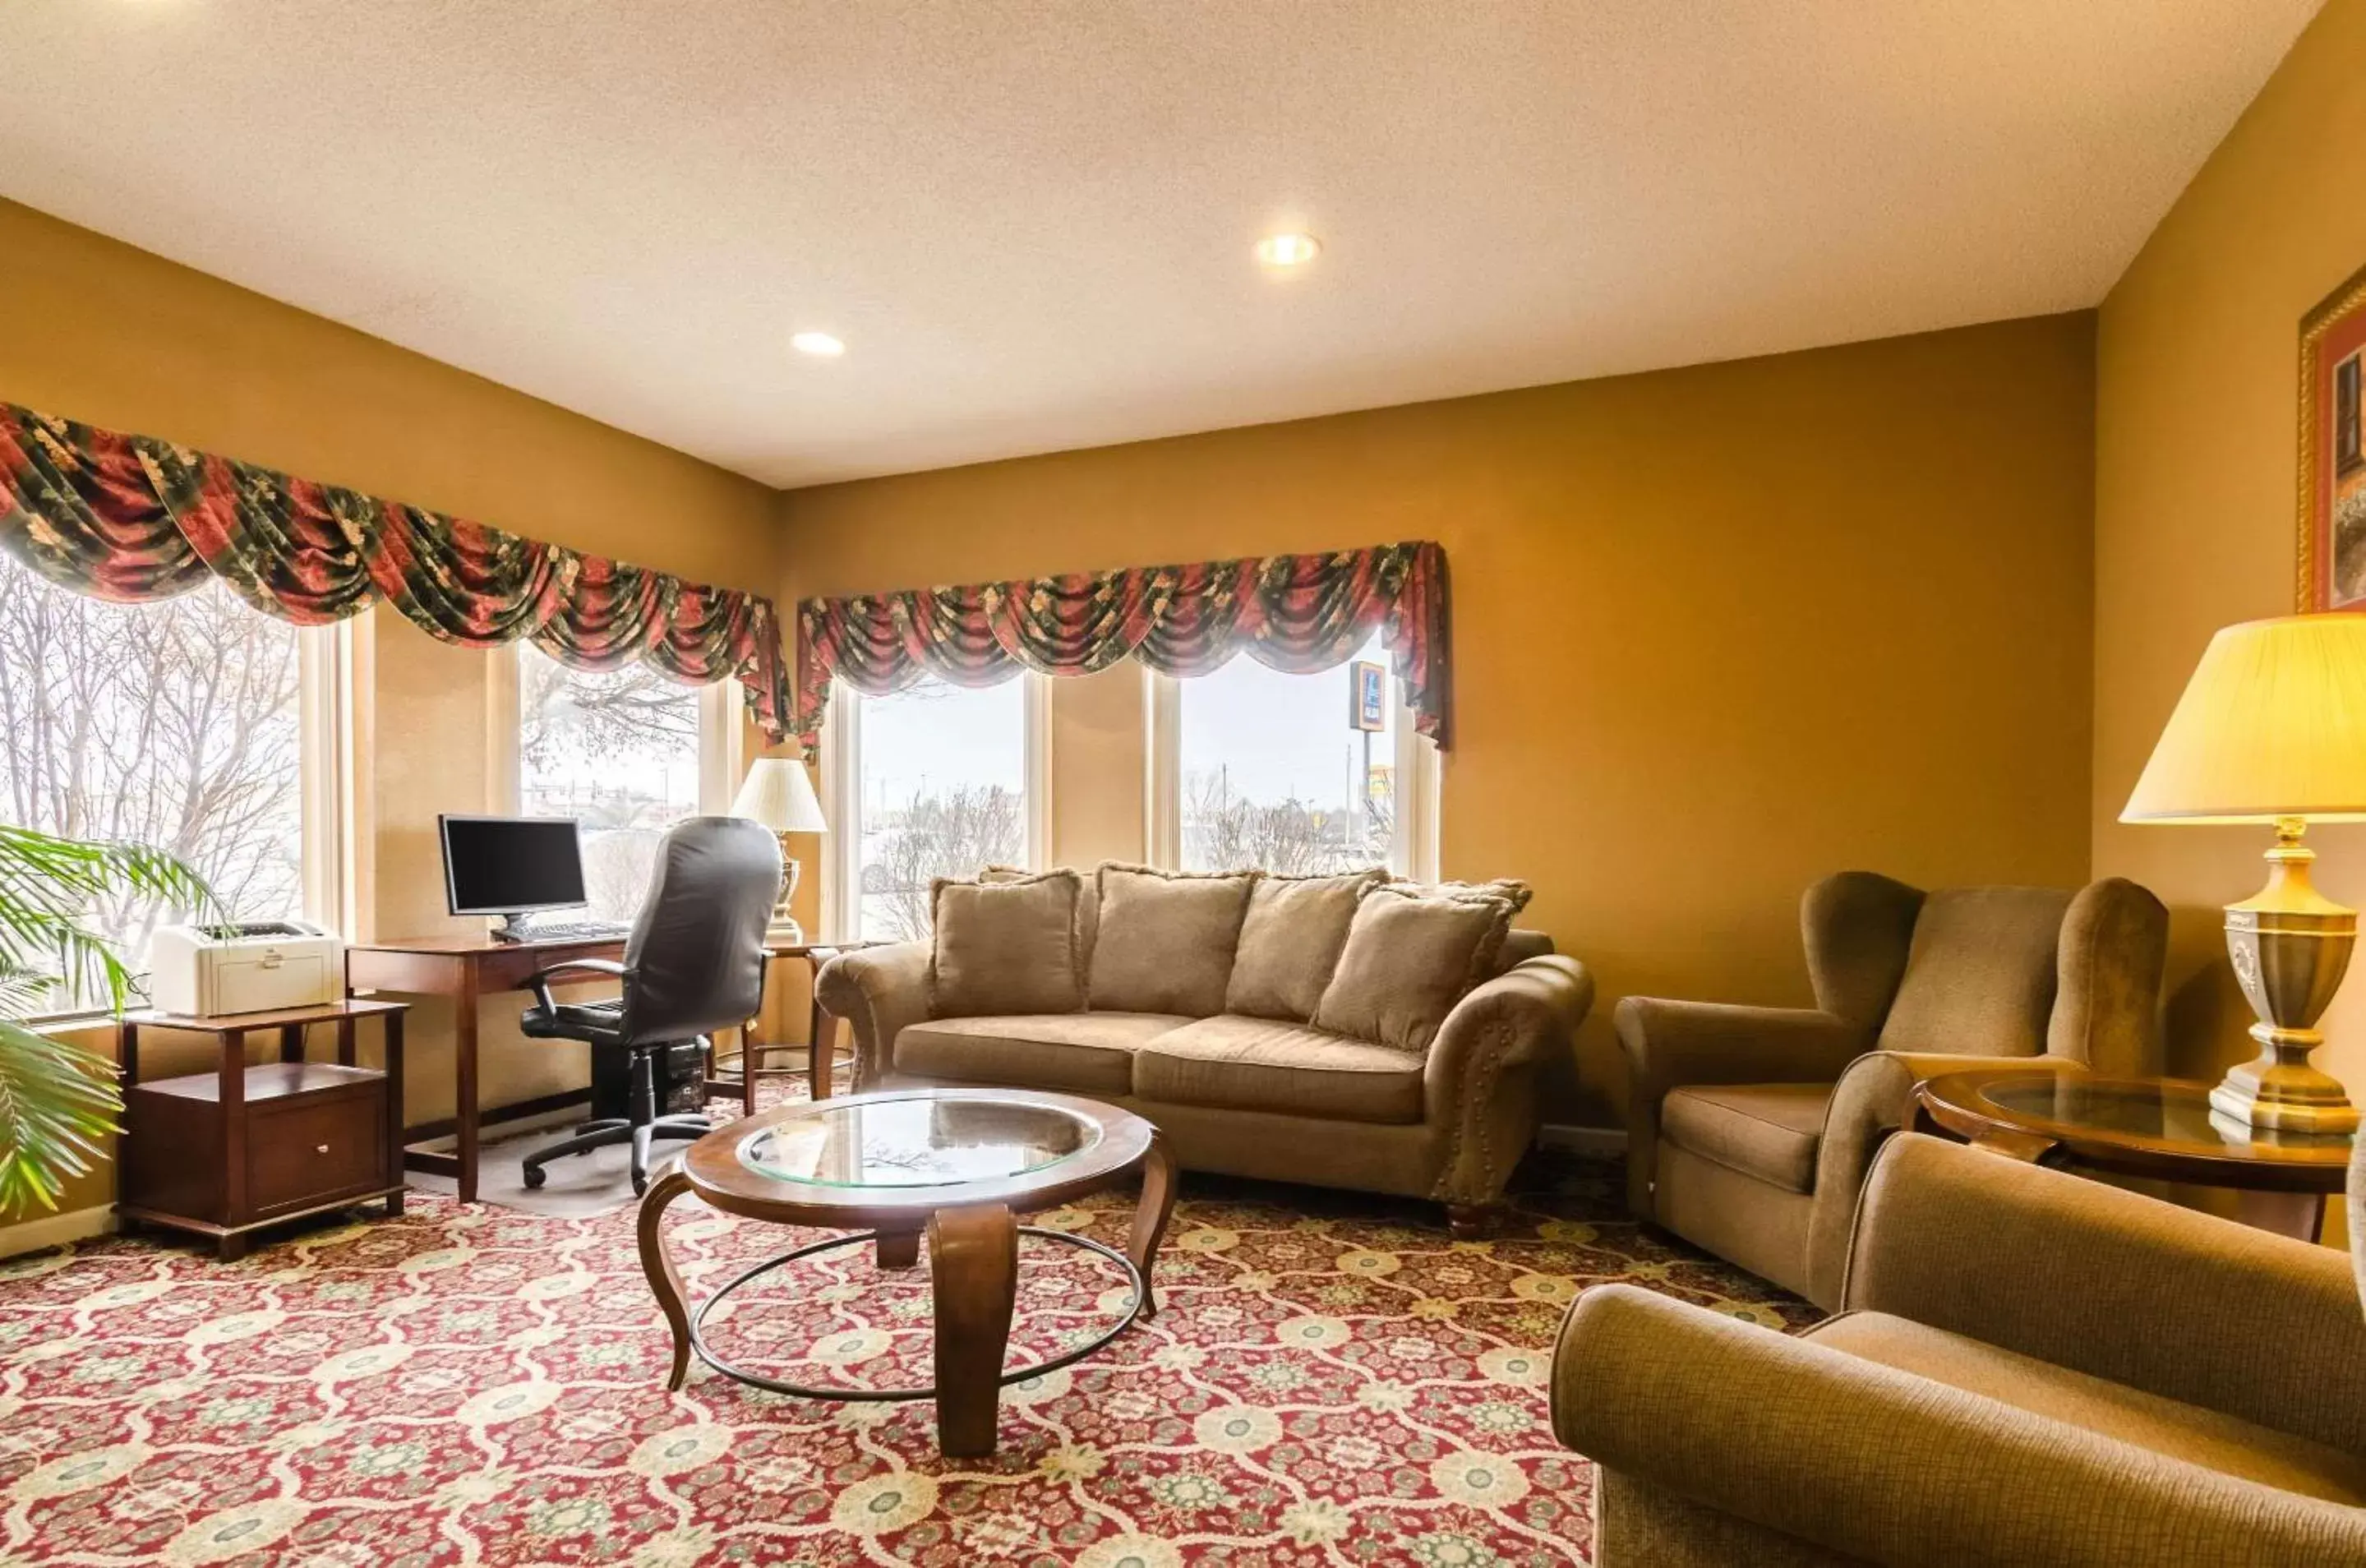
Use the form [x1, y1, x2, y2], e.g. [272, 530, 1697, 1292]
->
[348, 934, 625, 957]
[124, 998, 409, 1031]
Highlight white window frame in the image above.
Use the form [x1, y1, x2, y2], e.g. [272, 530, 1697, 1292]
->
[819, 673, 1052, 943]
[1143, 662, 1440, 879]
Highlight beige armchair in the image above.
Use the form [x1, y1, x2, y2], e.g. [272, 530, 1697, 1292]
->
[1619, 873, 2167, 1307]
[1552, 1132, 2366, 1566]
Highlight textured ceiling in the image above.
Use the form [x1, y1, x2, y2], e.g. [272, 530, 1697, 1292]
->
[0, 1, 2321, 488]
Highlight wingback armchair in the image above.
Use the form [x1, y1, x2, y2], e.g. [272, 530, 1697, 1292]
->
[1618, 872, 2167, 1307]
[1553, 1132, 2366, 1565]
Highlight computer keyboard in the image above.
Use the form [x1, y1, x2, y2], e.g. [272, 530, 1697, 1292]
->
[499, 919, 634, 944]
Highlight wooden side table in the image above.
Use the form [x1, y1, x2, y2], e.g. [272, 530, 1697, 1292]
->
[118, 998, 409, 1261]
[705, 939, 879, 1116]
[1916, 1067, 2354, 1243]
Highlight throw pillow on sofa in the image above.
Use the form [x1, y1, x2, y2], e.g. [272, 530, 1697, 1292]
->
[929, 869, 1086, 1017]
[1312, 879, 1531, 1052]
[1224, 867, 1388, 1021]
[1087, 862, 1258, 1016]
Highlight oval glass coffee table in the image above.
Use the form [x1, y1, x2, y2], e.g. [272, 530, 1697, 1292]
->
[637, 1086, 1176, 1456]
[1916, 1068, 2354, 1241]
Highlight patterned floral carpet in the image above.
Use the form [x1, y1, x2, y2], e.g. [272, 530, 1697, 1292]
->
[0, 1151, 1810, 1566]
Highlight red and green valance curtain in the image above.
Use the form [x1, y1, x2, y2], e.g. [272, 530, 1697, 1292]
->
[0, 403, 792, 740]
[796, 541, 1452, 747]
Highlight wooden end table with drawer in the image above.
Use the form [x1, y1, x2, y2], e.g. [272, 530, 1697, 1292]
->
[117, 998, 409, 1261]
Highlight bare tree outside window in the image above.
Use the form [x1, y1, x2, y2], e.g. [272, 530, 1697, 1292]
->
[518, 644, 703, 922]
[1176, 635, 1396, 876]
[853, 676, 1029, 939]
[0, 556, 302, 1008]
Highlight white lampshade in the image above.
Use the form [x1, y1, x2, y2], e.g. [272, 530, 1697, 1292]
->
[730, 757, 829, 834]
[2122, 615, 2366, 825]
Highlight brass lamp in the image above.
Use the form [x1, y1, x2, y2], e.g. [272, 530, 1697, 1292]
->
[2122, 614, 2366, 1135]
[729, 756, 829, 941]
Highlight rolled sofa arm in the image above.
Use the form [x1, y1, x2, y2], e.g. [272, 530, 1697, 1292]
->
[1615, 998, 1869, 1220]
[1845, 1133, 2366, 1456]
[1553, 1284, 2366, 1566]
[1424, 956, 1594, 1206]
[814, 942, 930, 1091]
[1801, 1049, 2081, 1310]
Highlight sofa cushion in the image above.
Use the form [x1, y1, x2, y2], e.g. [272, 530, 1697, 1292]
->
[1087, 862, 1257, 1016]
[1808, 1312, 2366, 1506]
[1224, 868, 1386, 1022]
[1659, 1083, 1829, 1194]
[1311, 883, 1525, 1052]
[927, 869, 1084, 1018]
[893, 1012, 1192, 1095]
[1133, 1014, 1426, 1123]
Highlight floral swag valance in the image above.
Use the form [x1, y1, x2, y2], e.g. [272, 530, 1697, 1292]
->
[0, 403, 791, 740]
[796, 541, 1451, 748]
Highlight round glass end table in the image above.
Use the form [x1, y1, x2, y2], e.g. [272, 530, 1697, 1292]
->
[1916, 1068, 2354, 1242]
[636, 1087, 1176, 1457]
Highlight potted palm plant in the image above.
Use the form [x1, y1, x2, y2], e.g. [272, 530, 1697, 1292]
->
[0, 825, 210, 1215]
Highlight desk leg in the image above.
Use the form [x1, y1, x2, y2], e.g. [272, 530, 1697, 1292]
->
[219, 1030, 248, 1261]
[456, 974, 481, 1205]
[336, 1015, 356, 1068]
[279, 1023, 305, 1065]
[383, 1013, 405, 1219]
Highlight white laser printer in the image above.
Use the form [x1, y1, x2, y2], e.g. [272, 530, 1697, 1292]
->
[147, 920, 343, 1017]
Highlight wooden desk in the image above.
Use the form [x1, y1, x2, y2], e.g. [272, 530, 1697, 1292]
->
[347, 934, 627, 1203]
[347, 934, 856, 1203]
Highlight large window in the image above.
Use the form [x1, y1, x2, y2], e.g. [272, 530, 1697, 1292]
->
[823, 675, 1043, 940]
[517, 644, 713, 924]
[1153, 634, 1437, 878]
[0, 553, 330, 1011]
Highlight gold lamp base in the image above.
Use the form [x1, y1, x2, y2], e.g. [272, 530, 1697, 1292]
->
[2215, 818, 2359, 1136]
[767, 847, 805, 945]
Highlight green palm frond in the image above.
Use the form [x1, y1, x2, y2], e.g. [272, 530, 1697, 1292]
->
[0, 825, 210, 1215]
[0, 826, 214, 1017]
[0, 1019, 121, 1215]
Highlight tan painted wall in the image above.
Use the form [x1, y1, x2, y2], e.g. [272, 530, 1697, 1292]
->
[0, 201, 780, 1237]
[779, 314, 2101, 1123]
[2092, 0, 2366, 1099]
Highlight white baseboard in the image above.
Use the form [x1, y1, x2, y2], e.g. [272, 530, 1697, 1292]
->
[1537, 1123, 1628, 1156]
[0, 1204, 116, 1260]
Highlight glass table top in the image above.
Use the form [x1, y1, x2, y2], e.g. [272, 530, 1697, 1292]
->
[738, 1094, 1105, 1188]
[1960, 1073, 2354, 1164]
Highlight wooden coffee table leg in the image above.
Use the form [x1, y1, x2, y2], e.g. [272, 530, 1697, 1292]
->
[1128, 1131, 1178, 1319]
[876, 1228, 922, 1270]
[636, 1167, 698, 1390]
[928, 1202, 1017, 1458]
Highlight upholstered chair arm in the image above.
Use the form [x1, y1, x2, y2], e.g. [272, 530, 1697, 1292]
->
[814, 942, 931, 1091]
[1615, 997, 1871, 1218]
[1801, 1049, 2080, 1309]
[1844, 1134, 2366, 1455]
[2043, 876, 2170, 1075]
[1421, 956, 1594, 1206]
[1552, 1284, 2366, 1567]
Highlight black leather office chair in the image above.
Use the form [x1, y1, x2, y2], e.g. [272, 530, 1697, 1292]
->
[519, 816, 781, 1196]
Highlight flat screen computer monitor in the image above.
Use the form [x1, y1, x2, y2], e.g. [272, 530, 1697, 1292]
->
[440, 815, 588, 919]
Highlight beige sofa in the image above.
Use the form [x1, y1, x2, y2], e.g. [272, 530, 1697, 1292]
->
[815, 869, 1593, 1234]
[1554, 1132, 2366, 1566]
[1618, 872, 2168, 1307]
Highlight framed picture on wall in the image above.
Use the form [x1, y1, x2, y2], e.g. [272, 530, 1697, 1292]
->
[2298, 260, 2366, 610]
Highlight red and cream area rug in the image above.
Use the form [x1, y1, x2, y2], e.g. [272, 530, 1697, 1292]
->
[0, 1157, 1808, 1566]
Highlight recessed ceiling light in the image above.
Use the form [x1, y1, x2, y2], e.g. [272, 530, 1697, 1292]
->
[1255, 232, 1321, 269]
[791, 331, 846, 357]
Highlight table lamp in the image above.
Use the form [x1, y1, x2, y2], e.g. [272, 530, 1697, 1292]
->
[2122, 614, 2366, 1135]
[730, 757, 829, 941]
